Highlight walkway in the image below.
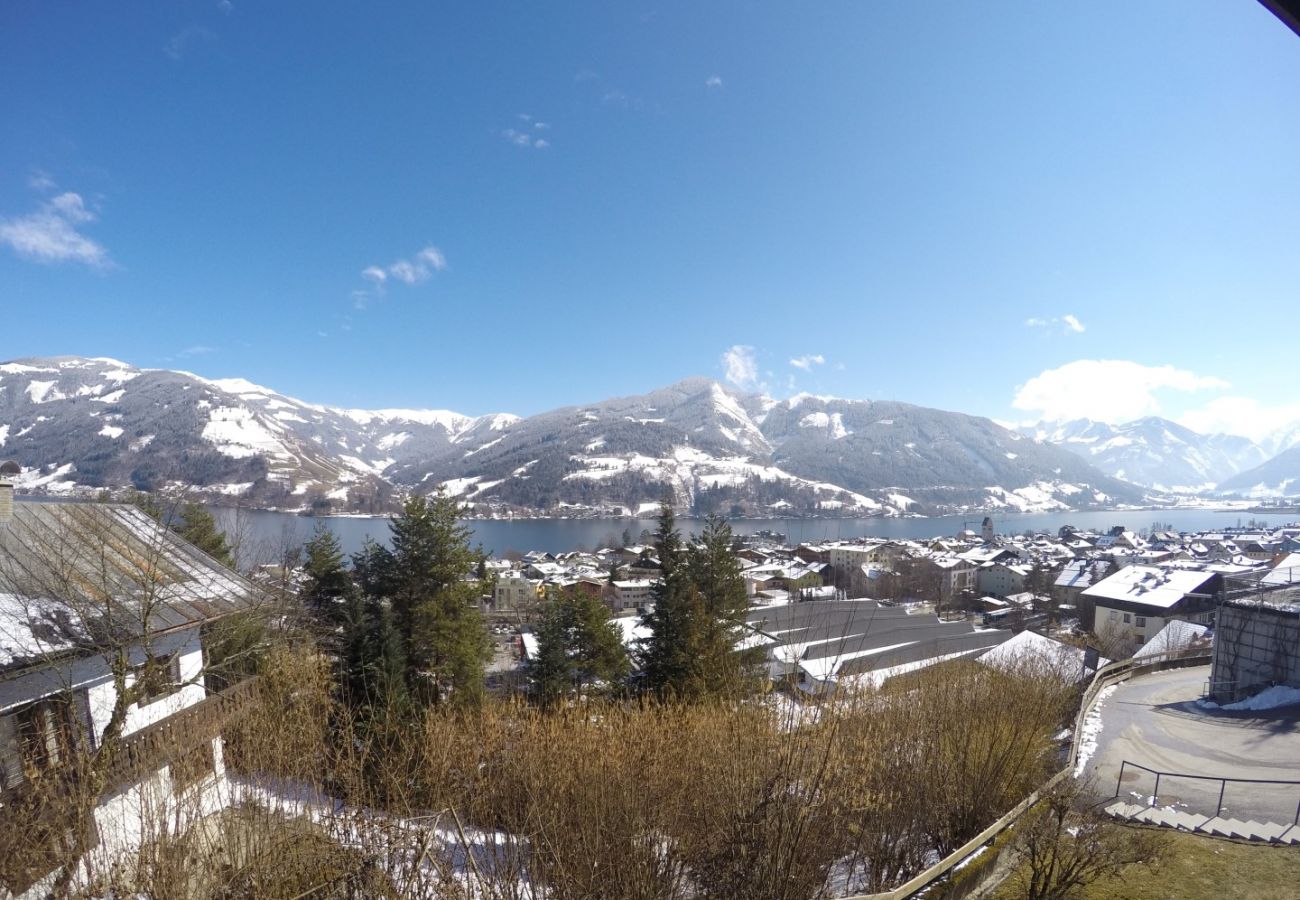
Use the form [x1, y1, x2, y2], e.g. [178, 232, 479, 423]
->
[1083, 665, 1300, 838]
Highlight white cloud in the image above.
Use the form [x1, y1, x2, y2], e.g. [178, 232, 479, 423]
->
[178, 345, 216, 358]
[1026, 313, 1085, 335]
[165, 25, 215, 61]
[0, 191, 110, 267]
[502, 127, 549, 150]
[27, 169, 56, 192]
[789, 354, 825, 371]
[722, 345, 760, 391]
[217, 0, 233, 12]
[1178, 397, 1300, 444]
[705, 75, 723, 89]
[1012, 359, 1229, 424]
[359, 245, 448, 295]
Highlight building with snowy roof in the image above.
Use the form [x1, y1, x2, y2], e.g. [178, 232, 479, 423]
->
[0, 484, 264, 896]
[744, 600, 1009, 695]
[1081, 565, 1221, 653]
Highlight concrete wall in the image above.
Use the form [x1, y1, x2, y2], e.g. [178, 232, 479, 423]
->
[1210, 603, 1300, 703]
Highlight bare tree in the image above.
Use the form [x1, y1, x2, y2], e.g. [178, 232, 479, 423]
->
[0, 498, 269, 895]
[1010, 779, 1166, 900]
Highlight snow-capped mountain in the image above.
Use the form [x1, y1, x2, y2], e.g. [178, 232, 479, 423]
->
[1022, 417, 1268, 493]
[0, 357, 1144, 516]
[1217, 445, 1300, 498]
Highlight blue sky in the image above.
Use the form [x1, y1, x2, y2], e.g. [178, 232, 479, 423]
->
[2, 2, 1298, 439]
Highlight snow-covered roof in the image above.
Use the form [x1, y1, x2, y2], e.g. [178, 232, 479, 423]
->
[1133, 620, 1211, 658]
[978, 630, 1107, 681]
[1082, 565, 1218, 610]
[0, 502, 264, 672]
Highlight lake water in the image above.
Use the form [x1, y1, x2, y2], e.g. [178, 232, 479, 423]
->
[212, 506, 1300, 565]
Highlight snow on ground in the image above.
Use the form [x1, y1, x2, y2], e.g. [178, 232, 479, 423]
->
[98, 424, 124, 439]
[10, 463, 79, 493]
[93, 388, 125, 404]
[26, 380, 65, 404]
[202, 407, 290, 460]
[440, 476, 483, 497]
[1199, 684, 1300, 712]
[0, 424, 7, 447]
[1074, 683, 1118, 776]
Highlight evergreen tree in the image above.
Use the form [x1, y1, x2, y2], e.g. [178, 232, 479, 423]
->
[385, 494, 491, 707]
[176, 501, 236, 567]
[131, 493, 234, 567]
[684, 514, 763, 697]
[638, 505, 700, 699]
[530, 588, 629, 706]
[301, 524, 354, 614]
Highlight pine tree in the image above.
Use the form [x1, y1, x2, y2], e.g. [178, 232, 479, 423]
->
[176, 501, 236, 567]
[638, 505, 700, 699]
[301, 524, 353, 613]
[131, 493, 234, 567]
[685, 514, 763, 697]
[385, 494, 491, 707]
[531, 587, 629, 706]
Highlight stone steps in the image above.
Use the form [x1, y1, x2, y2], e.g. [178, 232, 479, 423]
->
[1105, 801, 1299, 843]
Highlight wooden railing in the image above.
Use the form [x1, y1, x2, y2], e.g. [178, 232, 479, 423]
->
[0, 676, 260, 808]
[840, 648, 1213, 900]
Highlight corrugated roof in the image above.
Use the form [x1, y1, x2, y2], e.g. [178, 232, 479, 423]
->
[0, 501, 265, 672]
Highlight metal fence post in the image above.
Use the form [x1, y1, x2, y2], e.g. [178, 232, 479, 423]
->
[1152, 773, 1161, 806]
[1217, 781, 1226, 818]
[1114, 761, 1125, 800]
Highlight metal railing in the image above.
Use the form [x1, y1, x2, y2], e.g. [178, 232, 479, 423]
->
[1112, 759, 1300, 826]
[841, 648, 1212, 899]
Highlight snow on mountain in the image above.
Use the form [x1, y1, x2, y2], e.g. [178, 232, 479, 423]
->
[0, 358, 1142, 516]
[1217, 445, 1300, 498]
[1024, 417, 1269, 494]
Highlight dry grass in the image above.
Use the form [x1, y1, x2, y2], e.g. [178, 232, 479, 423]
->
[9, 649, 1082, 899]
[990, 827, 1300, 900]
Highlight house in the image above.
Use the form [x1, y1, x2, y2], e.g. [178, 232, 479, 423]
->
[976, 561, 1030, 598]
[609, 579, 655, 613]
[745, 600, 1009, 695]
[978, 630, 1108, 683]
[0, 480, 263, 897]
[1053, 559, 1111, 627]
[492, 573, 539, 612]
[1081, 565, 1222, 652]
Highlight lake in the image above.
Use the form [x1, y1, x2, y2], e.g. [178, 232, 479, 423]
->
[211, 506, 1300, 566]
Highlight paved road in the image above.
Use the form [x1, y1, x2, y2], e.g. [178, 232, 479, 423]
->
[1084, 666, 1300, 825]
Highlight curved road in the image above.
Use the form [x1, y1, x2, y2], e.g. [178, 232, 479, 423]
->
[1083, 665, 1300, 825]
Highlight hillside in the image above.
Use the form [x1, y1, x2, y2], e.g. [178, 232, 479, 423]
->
[0, 357, 1146, 516]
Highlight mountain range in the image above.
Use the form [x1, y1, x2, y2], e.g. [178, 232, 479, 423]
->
[1021, 417, 1299, 499]
[0, 356, 1163, 517]
[2, 356, 1295, 515]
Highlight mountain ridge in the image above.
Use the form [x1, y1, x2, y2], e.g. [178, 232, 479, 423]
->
[0, 356, 1159, 516]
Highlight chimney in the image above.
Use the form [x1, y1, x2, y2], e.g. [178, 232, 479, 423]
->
[0, 460, 18, 525]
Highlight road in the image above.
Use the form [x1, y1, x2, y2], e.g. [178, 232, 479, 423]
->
[1084, 666, 1300, 825]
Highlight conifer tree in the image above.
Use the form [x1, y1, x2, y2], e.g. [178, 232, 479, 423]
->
[531, 587, 629, 705]
[638, 505, 700, 698]
[685, 514, 763, 697]
[383, 494, 491, 707]
[301, 524, 353, 614]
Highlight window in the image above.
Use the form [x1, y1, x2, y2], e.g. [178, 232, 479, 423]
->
[134, 653, 182, 704]
[0, 695, 80, 789]
[1122, 613, 1131, 624]
[1135, 616, 1146, 628]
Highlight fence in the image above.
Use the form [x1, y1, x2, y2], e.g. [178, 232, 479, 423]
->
[840, 647, 1212, 900]
[1112, 759, 1300, 827]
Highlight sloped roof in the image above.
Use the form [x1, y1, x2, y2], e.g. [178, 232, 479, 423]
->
[0, 501, 264, 672]
[1081, 565, 1217, 610]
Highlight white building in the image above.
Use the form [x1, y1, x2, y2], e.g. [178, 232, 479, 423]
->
[0, 486, 263, 897]
[1081, 565, 1220, 652]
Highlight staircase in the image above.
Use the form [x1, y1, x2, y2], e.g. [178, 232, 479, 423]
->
[1104, 801, 1300, 844]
